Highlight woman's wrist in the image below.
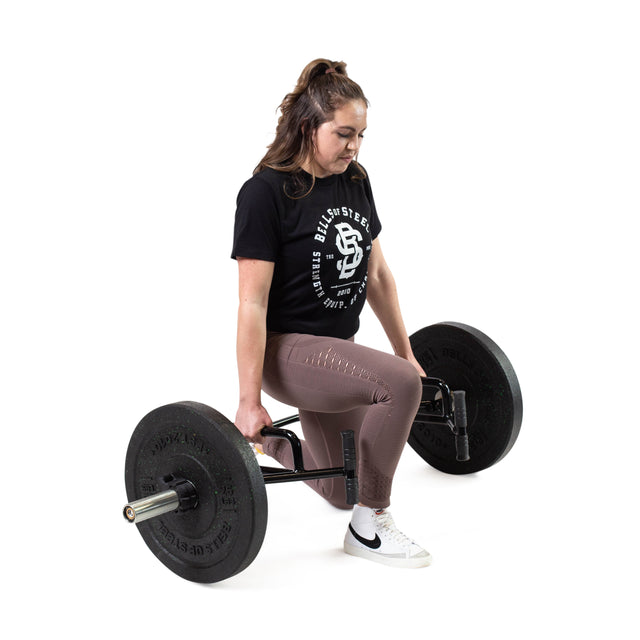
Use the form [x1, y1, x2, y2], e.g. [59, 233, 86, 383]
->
[391, 337, 414, 360]
[238, 392, 263, 409]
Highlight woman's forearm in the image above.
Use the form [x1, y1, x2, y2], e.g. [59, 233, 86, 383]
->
[236, 300, 268, 406]
[367, 268, 413, 358]
[235, 258, 274, 406]
[234, 258, 274, 442]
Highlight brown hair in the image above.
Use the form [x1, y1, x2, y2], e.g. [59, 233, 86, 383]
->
[255, 59, 369, 197]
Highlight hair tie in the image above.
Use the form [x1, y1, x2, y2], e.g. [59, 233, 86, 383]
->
[325, 67, 336, 74]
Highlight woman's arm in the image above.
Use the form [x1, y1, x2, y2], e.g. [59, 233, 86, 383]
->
[235, 257, 275, 443]
[366, 238, 426, 376]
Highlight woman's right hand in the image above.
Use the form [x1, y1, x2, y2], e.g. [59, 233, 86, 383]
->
[234, 403, 273, 445]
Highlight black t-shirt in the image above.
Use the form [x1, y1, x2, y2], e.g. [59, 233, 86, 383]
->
[231, 165, 382, 339]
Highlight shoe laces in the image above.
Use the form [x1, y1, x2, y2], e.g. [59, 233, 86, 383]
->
[374, 510, 415, 548]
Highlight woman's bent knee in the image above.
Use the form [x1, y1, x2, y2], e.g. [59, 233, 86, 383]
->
[384, 356, 423, 410]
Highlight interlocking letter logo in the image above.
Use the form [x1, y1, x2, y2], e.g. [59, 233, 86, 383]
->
[335, 222, 363, 280]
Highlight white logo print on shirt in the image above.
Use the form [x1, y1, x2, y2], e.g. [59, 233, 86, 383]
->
[335, 222, 363, 279]
[311, 206, 371, 311]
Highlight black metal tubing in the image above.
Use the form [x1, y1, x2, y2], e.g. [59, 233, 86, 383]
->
[259, 419, 359, 503]
[413, 377, 454, 425]
[260, 426, 304, 470]
[414, 377, 470, 463]
[262, 467, 347, 484]
[260, 421, 342, 482]
[271, 415, 301, 429]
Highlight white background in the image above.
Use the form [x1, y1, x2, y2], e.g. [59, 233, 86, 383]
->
[1, 1, 638, 638]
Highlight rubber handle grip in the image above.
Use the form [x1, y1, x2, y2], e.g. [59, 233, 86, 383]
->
[456, 435, 470, 462]
[340, 430, 359, 505]
[452, 390, 470, 462]
[341, 430, 357, 473]
[345, 478, 359, 505]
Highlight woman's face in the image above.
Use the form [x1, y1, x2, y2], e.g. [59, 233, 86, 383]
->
[306, 99, 367, 178]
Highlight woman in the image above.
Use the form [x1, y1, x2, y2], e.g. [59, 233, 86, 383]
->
[231, 59, 430, 568]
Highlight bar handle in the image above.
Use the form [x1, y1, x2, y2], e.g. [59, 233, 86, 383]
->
[452, 390, 470, 462]
[261, 426, 305, 471]
[341, 430, 359, 505]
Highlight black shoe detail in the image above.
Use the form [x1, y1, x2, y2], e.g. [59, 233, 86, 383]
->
[349, 524, 382, 549]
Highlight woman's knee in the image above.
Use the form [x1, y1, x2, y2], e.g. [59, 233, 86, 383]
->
[382, 356, 423, 410]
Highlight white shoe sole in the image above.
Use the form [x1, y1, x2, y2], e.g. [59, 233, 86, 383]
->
[344, 542, 432, 568]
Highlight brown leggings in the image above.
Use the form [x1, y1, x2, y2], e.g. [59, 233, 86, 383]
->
[261, 332, 423, 510]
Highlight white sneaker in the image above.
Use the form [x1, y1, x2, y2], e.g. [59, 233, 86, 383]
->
[344, 506, 432, 568]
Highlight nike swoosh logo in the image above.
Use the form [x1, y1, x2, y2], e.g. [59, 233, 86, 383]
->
[349, 524, 381, 549]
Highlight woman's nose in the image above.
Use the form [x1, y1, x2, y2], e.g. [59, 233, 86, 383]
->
[346, 136, 360, 152]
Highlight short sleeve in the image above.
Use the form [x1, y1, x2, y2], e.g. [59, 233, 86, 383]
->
[231, 175, 281, 261]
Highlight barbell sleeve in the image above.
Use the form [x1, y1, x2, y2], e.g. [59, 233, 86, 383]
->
[123, 490, 180, 524]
